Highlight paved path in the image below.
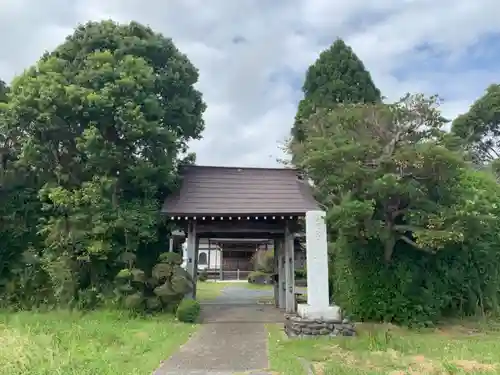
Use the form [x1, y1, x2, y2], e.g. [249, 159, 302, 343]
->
[154, 285, 284, 375]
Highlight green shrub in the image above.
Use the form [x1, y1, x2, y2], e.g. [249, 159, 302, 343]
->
[176, 299, 201, 323]
[332, 232, 500, 326]
[295, 268, 307, 279]
[158, 252, 183, 265]
[248, 271, 272, 284]
[251, 250, 274, 273]
[114, 251, 194, 312]
[198, 269, 208, 282]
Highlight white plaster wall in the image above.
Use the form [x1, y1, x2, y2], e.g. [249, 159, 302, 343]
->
[197, 238, 222, 270]
[197, 249, 222, 269]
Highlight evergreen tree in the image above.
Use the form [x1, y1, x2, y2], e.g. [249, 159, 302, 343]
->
[291, 39, 381, 145]
[0, 80, 7, 102]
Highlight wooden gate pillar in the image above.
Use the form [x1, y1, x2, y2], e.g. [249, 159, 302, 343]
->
[285, 222, 296, 313]
[185, 220, 197, 299]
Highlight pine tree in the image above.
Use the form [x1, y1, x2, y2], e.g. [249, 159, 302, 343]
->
[0, 80, 7, 103]
[292, 39, 381, 144]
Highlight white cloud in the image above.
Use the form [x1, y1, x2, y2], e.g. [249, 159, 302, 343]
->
[1, 0, 499, 167]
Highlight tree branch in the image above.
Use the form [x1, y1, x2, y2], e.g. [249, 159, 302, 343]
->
[399, 235, 435, 254]
[394, 224, 419, 232]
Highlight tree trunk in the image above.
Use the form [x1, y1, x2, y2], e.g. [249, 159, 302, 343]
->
[384, 234, 396, 263]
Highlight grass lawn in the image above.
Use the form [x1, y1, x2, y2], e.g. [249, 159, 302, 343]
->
[268, 319, 500, 375]
[196, 281, 231, 300]
[0, 310, 197, 375]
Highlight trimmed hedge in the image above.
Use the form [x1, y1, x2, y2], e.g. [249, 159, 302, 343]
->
[176, 299, 201, 323]
[198, 269, 208, 282]
[248, 271, 273, 284]
[331, 233, 500, 326]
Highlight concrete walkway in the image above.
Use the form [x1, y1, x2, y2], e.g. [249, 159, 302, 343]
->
[154, 285, 284, 375]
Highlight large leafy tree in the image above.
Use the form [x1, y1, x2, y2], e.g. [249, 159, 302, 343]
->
[0, 78, 44, 306]
[4, 20, 205, 304]
[291, 39, 381, 146]
[0, 80, 7, 103]
[296, 94, 467, 262]
[452, 84, 500, 164]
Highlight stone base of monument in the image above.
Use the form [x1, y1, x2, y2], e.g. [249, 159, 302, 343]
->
[284, 304, 356, 337]
[297, 303, 342, 321]
[284, 314, 356, 337]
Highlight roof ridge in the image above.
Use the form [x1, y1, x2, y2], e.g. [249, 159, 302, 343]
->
[183, 165, 298, 171]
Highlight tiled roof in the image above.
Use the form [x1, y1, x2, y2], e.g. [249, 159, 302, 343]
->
[162, 165, 319, 216]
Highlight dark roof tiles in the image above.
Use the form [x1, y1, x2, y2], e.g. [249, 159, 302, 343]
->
[162, 165, 319, 216]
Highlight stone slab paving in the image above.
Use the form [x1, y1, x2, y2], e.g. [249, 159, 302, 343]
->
[154, 321, 270, 374]
[154, 285, 283, 375]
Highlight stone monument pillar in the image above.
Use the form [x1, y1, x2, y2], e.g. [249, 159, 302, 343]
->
[297, 210, 341, 321]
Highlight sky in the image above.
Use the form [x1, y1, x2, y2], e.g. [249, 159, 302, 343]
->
[1, 0, 499, 167]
